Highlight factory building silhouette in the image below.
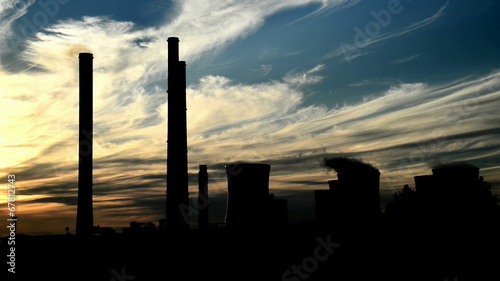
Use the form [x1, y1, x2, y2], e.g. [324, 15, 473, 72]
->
[383, 163, 499, 281]
[417, 163, 496, 215]
[386, 163, 498, 222]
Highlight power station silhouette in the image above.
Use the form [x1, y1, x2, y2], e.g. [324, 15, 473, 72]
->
[69, 38, 499, 235]
[73, 38, 289, 233]
[20, 37, 497, 281]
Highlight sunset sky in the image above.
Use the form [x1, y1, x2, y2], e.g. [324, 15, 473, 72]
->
[1, 0, 499, 235]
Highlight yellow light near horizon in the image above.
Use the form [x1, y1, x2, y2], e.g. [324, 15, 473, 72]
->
[12, 202, 75, 218]
[0, 194, 48, 206]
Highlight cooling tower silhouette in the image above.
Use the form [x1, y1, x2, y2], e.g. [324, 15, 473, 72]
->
[224, 163, 271, 228]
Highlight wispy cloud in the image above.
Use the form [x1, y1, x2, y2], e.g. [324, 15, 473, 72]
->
[391, 54, 420, 64]
[4, 65, 500, 233]
[325, 2, 449, 61]
[0, 0, 35, 45]
[348, 77, 398, 87]
[1, 0, 498, 234]
[283, 64, 325, 87]
[0, 0, 362, 233]
[287, 0, 362, 26]
[188, 70, 500, 192]
[256, 64, 272, 77]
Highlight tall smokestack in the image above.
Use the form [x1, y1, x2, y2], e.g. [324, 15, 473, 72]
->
[166, 37, 189, 230]
[76, 53, 94, 236]
[198, 165, 209, 230]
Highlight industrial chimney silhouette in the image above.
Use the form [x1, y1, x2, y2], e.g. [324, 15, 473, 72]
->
[166, 37, 189, 230]
[198, 164, 209, 230]
[76, 53, 94, 236]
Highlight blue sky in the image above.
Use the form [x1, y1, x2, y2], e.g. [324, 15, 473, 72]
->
[0, 0, 499, 234]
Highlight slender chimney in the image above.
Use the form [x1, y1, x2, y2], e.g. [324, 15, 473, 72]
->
[166, 37, 189, 230]
[76, 53, 94, 236]
[198, 165, 209, 230]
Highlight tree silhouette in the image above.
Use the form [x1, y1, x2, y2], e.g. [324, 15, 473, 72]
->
[385, 184, 418, 219]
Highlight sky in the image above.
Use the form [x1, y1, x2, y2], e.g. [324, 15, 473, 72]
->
[0, 0, 499, 235]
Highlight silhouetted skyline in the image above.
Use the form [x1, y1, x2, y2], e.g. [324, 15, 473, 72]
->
[1, 0, 499, 238]
[2, 155, 498, 280]
[1, 1, 500, 279]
